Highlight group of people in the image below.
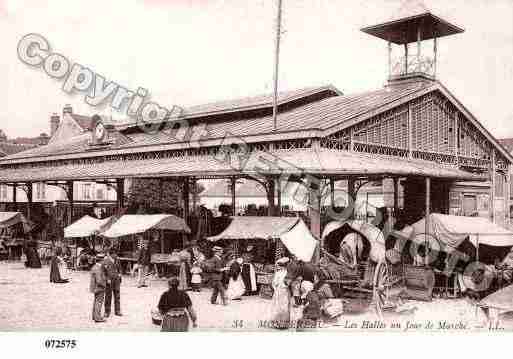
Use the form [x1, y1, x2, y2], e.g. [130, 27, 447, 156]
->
[89, 250, 123, 322]
[134, 234, 207, 290]
[39, 235, 331, 331]
[199, 245, 257, 305]
[269, 257, 333, 330]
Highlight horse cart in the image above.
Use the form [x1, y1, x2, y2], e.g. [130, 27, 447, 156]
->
[321, 220, 406, 315]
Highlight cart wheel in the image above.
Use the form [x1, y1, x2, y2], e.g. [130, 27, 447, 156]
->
[373, 261, 389, 317]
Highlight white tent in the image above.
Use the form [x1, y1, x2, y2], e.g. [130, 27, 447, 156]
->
[101, 214, 190, 238]
[64, 215, 113, 238]
[409, 213, 513, 249]
[279, 219, 318, 262]
[208, 216, 318, 262]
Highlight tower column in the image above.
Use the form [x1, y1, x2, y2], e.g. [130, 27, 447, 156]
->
[433, 36, 438, 77]
[404, 43, 408, 74]
[388, 41, 392, 78]
[417, 25, 422, 69]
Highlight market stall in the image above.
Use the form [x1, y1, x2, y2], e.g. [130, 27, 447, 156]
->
[101, 214, 191, 275]
[207, 216, 318, 297]
[64, 215, 114, 269]
[0, 212, 33, 261]
[393, 214, 513, 299]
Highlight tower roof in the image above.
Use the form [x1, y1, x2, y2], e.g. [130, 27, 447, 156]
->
[361, 0, 464, 44]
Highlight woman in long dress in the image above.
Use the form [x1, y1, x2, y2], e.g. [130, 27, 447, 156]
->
[178, 251, 191, 291]
[269, 257, 291, 329]
[158, 277, 198, 332]
[24, 236, 42, 268]
[226, 258, 245, 300]
[50, 247, 69, 284]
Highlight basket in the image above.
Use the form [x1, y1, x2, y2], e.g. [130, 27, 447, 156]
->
[259, 284, 274, 299]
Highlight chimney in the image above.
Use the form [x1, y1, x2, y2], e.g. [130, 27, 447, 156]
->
[63, 104, 73, 115]
[39, 133, 50, 146]
[50, 113, 60, 137]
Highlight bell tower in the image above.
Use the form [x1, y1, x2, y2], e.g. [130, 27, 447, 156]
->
[361, 0, 464, 82]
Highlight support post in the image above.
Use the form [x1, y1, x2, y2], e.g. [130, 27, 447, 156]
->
[393, 177, 399, 215]
[425, 177, 431, 267]
[158, 179, 163, 207]
[183, 178, 190, 221]
[330, 178, 335, 209]
[12, 183, 17, 206]
[348, 178, 356, 219]
[230, 177, 236, 216]
[116, 178, 125, 211]
[454, 112, 459, 165]
[491, 152, 496, 223]
[191, 178, 197, 214]
[67, 181, 74, 225]
[276, 177, 282, 216]
[308, 179, 321, 240]
[26, 183, 33, 220]
[408, 102, 413, 158]
[506, 165, 511, 226]
[267, 178, 276, 216]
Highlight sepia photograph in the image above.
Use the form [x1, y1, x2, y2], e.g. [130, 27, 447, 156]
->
[1, 0, 513, 348]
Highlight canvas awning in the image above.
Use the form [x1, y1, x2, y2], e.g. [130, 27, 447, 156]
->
[64, 215, 113, 238]
[0, 211, 33, 232]
[409, 213, 513, 250]
[480, 284, 513, 312]
[208, 216, 318, 262]
[101, 214, 190, 238]
[410, 213, 513, 251]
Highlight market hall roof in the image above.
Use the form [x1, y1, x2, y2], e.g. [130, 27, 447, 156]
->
[5, 79, 510, 164]
[0, 148, 486, 183]
[0, 79, 509, 182]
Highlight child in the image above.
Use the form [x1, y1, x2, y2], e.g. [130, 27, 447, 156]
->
[191, 261, 203, 292]
[290, 275, 303, 306]
[297, 281, 321, 331]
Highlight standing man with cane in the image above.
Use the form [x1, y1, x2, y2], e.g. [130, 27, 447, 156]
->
[104, 250, 123, 317]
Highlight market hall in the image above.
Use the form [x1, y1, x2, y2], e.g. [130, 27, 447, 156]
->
[1, 0, 513, 325]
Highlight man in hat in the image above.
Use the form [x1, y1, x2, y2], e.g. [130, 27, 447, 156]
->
[103, 250, 123, 317]
[206, 246, 227, 305]
[241, 245, 257, 296]
[90, 253, 107, 323]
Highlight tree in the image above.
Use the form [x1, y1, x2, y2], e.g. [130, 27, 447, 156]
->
[126, 179, 205, 213]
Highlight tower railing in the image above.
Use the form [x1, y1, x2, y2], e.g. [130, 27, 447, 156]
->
[391, 55, 435, 78]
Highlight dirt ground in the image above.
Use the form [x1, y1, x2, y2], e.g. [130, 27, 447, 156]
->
[0, 261, 511, 332]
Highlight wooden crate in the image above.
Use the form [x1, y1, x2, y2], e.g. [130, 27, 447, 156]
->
[403, 265, 435, 301]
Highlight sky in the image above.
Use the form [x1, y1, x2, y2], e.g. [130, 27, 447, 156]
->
[1, 0, 513, 139]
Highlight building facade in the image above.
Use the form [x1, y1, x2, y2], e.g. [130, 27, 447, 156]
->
[0, 0, 510, 237]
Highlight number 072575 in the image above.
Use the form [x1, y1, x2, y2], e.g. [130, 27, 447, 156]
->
[44, 339, 77, 349]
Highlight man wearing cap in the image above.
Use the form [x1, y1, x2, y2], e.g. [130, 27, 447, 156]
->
[90, 253, 107, 323]
[206, 246, 227, 305]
